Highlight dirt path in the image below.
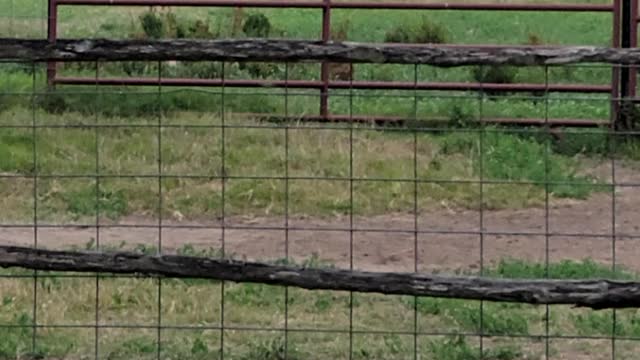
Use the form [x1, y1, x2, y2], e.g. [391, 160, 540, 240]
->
[2, 163, 639, 274]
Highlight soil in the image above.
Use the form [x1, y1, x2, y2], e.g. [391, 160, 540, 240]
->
[2, 161, 639, 274]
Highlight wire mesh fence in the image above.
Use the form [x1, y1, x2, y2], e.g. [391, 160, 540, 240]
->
[1, 54, 640, 359]
[2, 1, 640, 359]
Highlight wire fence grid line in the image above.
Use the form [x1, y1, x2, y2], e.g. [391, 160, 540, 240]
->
[2, 3, 640, 360]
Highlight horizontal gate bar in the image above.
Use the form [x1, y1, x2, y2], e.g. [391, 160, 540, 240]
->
[54, 76, 612, 93]
[54, 0, 613, 11]
[250, 113, 609, 127]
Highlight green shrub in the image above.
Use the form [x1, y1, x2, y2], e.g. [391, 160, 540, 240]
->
[188, 19, 217, 39]
[415, 17, 449, 44]
[242, 13, 271, 37]
[384, 17, 448, 44]
[384, 26, 413, 43]
[139, 11, 164, 39]
[471, 65, 518, 97]
[36, 91, 68, 114]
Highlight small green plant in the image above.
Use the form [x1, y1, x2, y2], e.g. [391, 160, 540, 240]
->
[242, 12, 271, 37]
[488, 258, 635, 280]
[0, 313, 32, 358]
[226, 283, 285, 307]
[0, 129, 34, 173]
[65, 187, 128, 220]
[139, 11, 165, 39]
[188, 19, 217, 39]
[384, 26, 413, 43]
[36, 91, 68, 114]
[447, 104, 476, 128]
[384, 17, 448, 44]
[472, 65, 518, 97]
[164, 12, 187, 38]
[240, 336, 301, 360]
[415, 17, 449, 44]
[428, 335, 521, 360]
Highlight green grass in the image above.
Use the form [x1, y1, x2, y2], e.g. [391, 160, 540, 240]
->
[0, 102, 619, 223]
[1, 253, 638, 360]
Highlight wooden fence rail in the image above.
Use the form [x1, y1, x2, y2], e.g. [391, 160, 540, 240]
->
[1, 245, 639, 310]
[3, 38, 640, 66]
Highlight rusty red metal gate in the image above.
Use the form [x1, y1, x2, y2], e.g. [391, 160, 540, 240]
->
[46, 0, 639, 127]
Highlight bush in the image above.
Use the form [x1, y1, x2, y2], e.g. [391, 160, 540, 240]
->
[384, 26, 412, 43]
[471, 65, 518, 97]
[414, 17, 449, 44]
[384, 17, 448, 44]
[242, 13, 271, 37]
[139, 11, 164, 39]
[188, 19, 217, 39]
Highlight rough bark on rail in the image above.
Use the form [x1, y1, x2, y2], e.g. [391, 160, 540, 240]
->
[1, 245, 640, 309]
[3, 38, 640, 66]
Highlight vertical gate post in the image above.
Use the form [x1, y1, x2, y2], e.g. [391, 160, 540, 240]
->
[46, 0, 58, 88]
[612, 0, 622, 126]
[615, 0, 637, 130]
[320, 0, 331, 121]
[629, 0, 638, 98]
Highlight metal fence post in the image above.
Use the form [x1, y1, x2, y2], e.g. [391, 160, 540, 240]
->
[46, 0, 58, 88]
[320, 0, 331, 121]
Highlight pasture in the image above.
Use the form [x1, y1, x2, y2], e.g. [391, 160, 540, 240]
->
[2, 0, 640, 359]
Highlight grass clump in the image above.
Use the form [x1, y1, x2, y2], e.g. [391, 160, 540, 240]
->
[435, 129, 600, 200]
[428, 336, 522, 360]
[471, 65, 519, 98]
[384, 17, 448, 44]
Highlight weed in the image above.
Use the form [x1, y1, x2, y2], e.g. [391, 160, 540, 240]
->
[0, 129, 34, 173]
[242, 12, 271, 38]
[384, 17, 448, 44]
[428, 335, 520, 360]
[384, 26, 412, 43]
[105, 337, 156, 358]
[447, 104, 476, 128]
[472, 66, 518, 97]
[64, 186, 128, 220]
[433, 130, 599, 199]
[188, 19, 217, 39]
[526, 32, 544, 46]
[414, 16, 449, 44]
[414, 297, 529, 335]
[236, 13, 280, 78]
[571, 311, 614, 336]
[139, 11, 164, 39]
[225, 283, 285, 307]
[488, 257, 635, 280]
[240, 336, 301, 360]
[0, 313, 32, 359]
[36, 91, 68, 114]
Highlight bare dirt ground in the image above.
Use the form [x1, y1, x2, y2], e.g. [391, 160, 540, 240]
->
[2, 162, 639, 274]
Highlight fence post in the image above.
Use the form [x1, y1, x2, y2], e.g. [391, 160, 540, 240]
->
[629, 0, 638, 98]
[46, 0, 57, 88]
[614, 0, 637, 130]
[320, 0, 331, 121]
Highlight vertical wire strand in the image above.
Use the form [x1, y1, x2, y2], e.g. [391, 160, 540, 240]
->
[94, 60, 101, 360]
[283, 62, 290, 360]
[610, 64, 619, 360]
[31, 60, 39, 355]
[543, 65, 551, 360]
[156, 60, 164, 360]
[348, 61, 355, 360]
[412, 63, 419, 360]
[478, 82, 485, 359]
[220, 60, 226, 360]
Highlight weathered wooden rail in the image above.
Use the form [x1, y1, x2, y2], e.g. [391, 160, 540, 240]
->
[3, 38, 640, 66]
[1, 245, 639, 310]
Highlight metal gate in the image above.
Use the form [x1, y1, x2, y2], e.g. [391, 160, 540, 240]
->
[46, 0, 639, 128]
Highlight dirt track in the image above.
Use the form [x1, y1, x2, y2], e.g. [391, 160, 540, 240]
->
[2, 163, 639, 274]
